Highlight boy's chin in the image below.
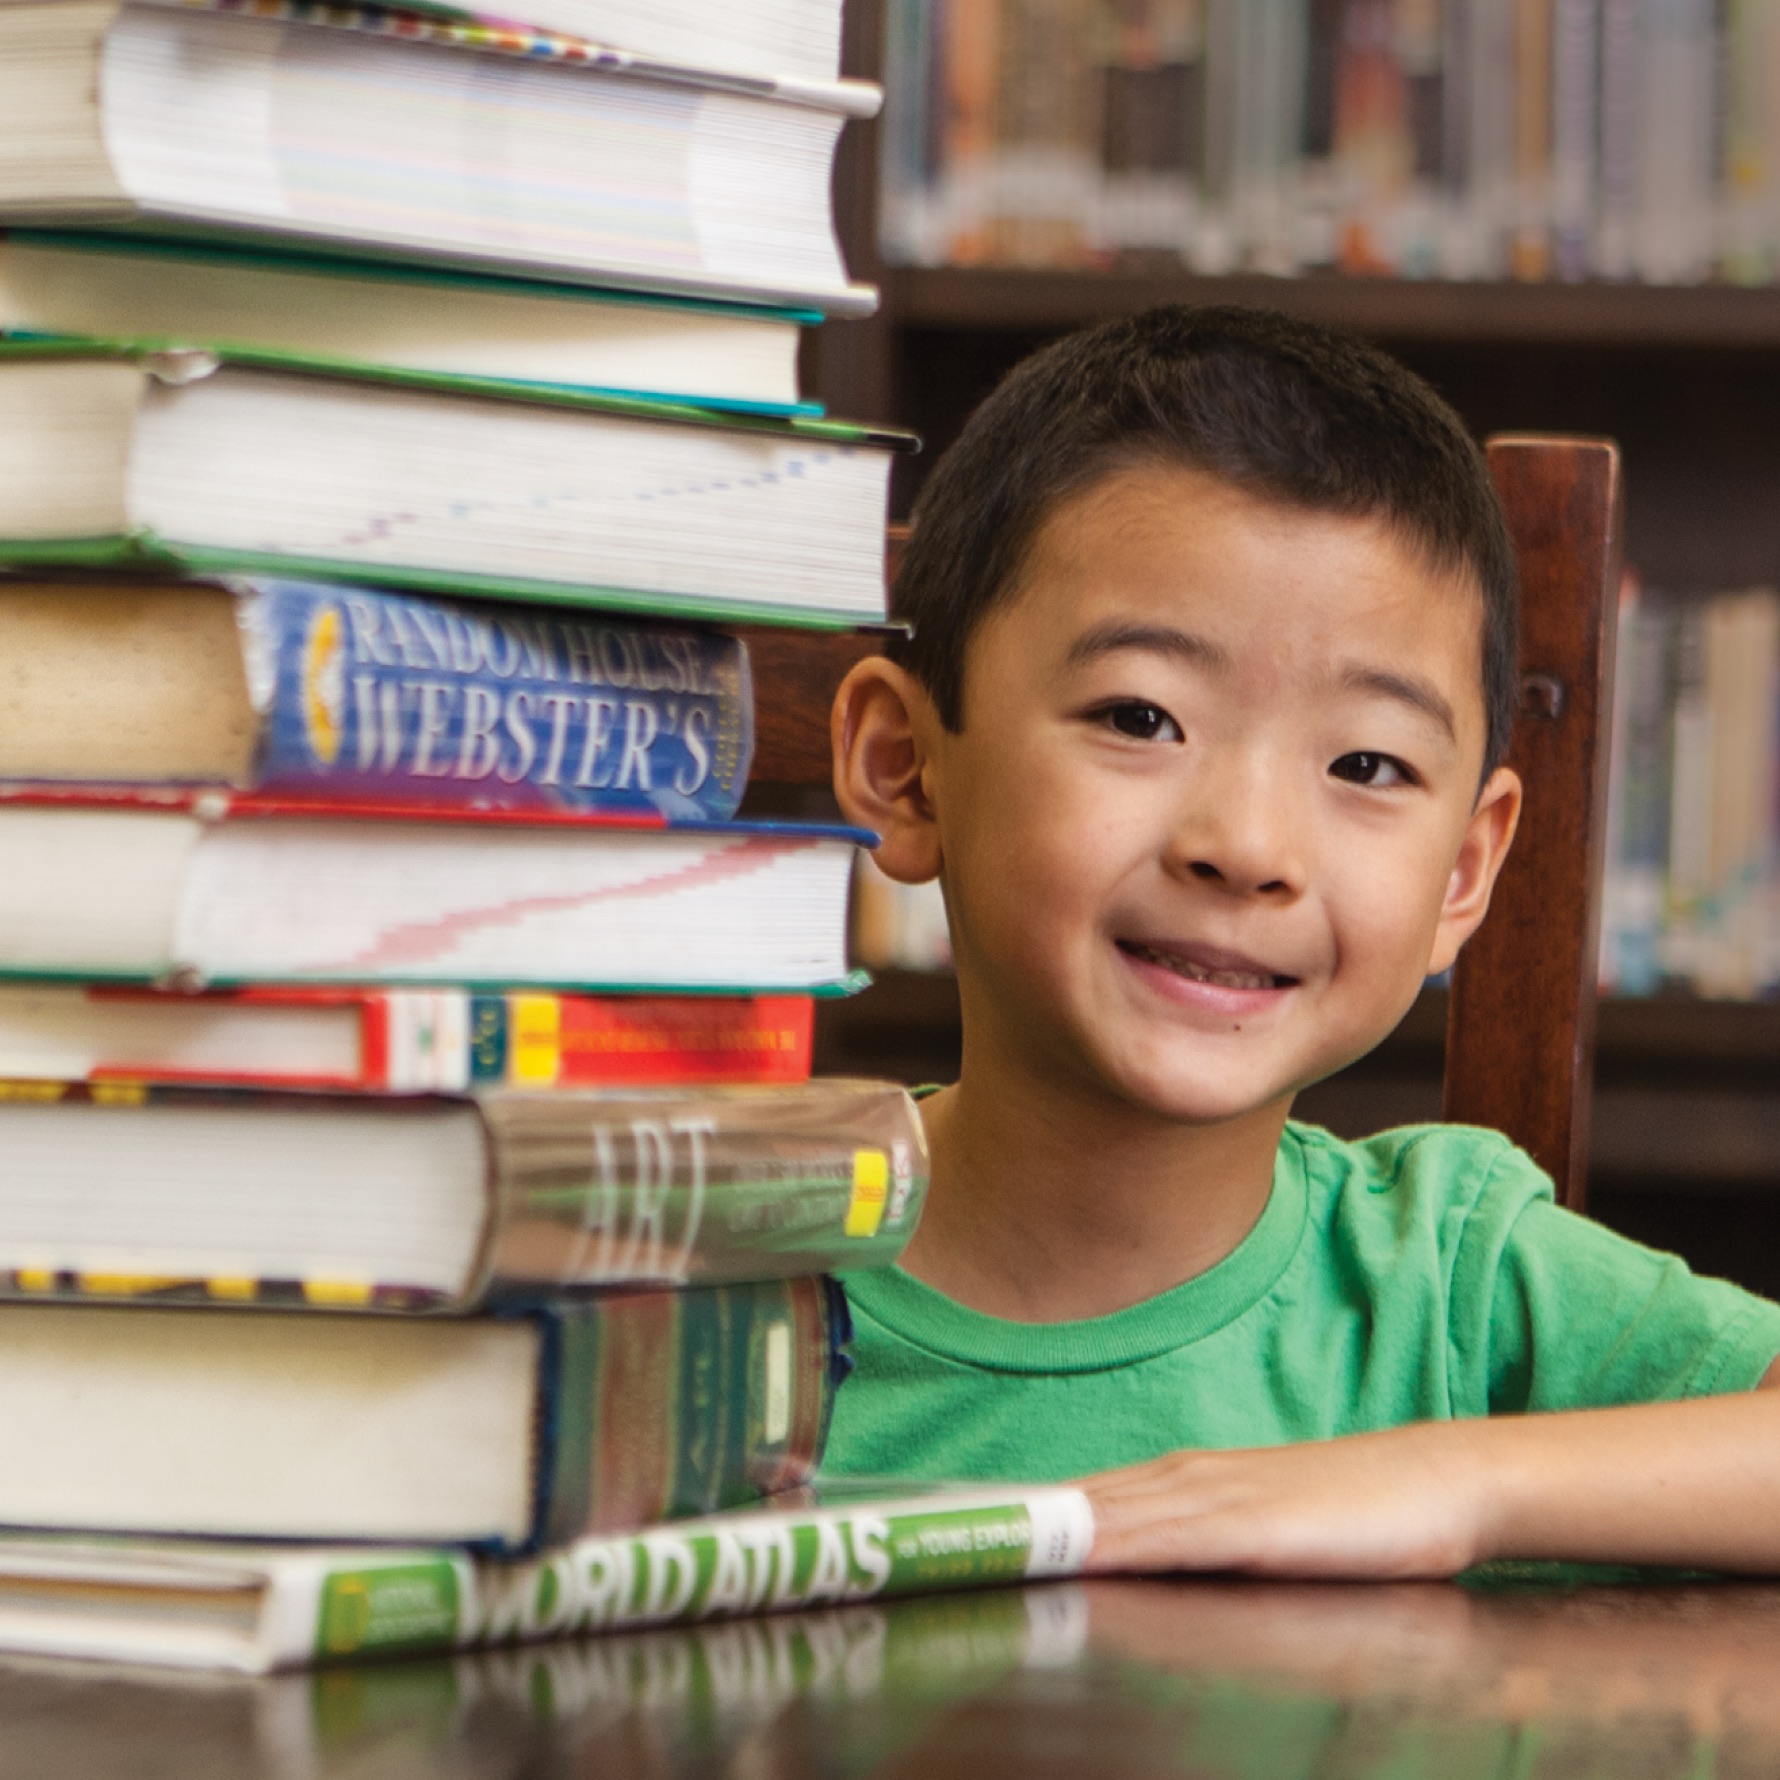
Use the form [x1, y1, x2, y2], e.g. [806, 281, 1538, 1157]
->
[1092, 1051, 1303, 1129]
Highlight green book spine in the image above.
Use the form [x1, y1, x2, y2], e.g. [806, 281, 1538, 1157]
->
[535, 1277, 848, 1551]
[302, 1484, 1095, 1664]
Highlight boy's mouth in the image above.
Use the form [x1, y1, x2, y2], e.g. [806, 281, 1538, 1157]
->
[1116, 940, 1297, 991]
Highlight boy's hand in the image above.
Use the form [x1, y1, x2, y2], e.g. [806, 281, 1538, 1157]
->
[1083, 1422, 1488, 1579]
[1084, 1382, 1780, 1579]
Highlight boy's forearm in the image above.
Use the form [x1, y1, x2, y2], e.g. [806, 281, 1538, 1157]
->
[1463, 1380, 1780, 1572]
[1085, 1372, 1780, 1579]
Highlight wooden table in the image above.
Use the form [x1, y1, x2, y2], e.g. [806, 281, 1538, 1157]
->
[6, 1573, 1780, 1777]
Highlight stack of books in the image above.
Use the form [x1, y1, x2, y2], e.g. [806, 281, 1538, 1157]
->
[0, 0, 1096, 1673]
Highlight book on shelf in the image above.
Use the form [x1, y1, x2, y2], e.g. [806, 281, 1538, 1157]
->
[0, 1276, 844, 1549]
[852, 853, 953, 973]
[0, 1076, 925, 1305]
[0, 577, 754, 822]
[0, 1481, 1094, 1672]
[0, 344, 902, 625]
[0, 985, 817, 1090]
[0, 233, 817, 414]
[0, 791, 861, 991]
[1599, 580, 1780, 1000]
[0, 0, 878, 313]
[877, 0, 1766, 286]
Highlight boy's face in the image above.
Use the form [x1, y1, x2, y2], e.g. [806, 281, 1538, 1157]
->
[922, 461, 1517, 1126]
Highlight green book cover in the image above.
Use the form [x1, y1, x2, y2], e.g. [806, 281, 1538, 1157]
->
[0, 1482, 1093, 1671]
[0, 340, 911, 628]
[0, 338, 912, 448]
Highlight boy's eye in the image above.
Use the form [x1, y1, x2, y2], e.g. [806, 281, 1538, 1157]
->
[1097, 700, 1183, 742]
[1329, 751, 1415, 788]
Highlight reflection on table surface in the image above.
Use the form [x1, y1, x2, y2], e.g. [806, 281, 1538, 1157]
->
[8, 1570, 1780, 1778]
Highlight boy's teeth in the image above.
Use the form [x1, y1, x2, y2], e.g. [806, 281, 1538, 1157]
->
[1130, 944, 1277, 990]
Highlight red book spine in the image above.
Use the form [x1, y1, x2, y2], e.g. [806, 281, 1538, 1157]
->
[62, 988, 817, 1092]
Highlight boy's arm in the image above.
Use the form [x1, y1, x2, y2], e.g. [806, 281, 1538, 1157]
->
[1084, 1363, 1780, 1577]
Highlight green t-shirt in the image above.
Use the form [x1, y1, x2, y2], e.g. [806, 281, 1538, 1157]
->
[822, 1121, 1780, 1482]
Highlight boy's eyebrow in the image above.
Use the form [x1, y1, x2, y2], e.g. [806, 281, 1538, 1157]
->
[1063, 624, 1459, 740]
[1062, 622, 1232, 672]
[1338, 665, 1457, 739]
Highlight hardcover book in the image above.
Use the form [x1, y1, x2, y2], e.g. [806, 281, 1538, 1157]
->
[0, 1483, 1095, 1671]
[0, 791, 861, 991]
[0, 345, 901, 624]
[0, 0, 877, 313]
[0, 577, 755, 821]
[0, 1275, 845, 1550]
[0, 233, 815, 412]
[0, 985, 816, 1090]
[0, 1077, 925, 1305]
[227, 0, 853, 86]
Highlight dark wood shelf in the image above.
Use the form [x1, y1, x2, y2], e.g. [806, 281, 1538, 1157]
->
[887, 267, 1780, 349]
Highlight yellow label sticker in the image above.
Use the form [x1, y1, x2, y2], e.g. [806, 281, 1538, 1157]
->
[763, 1321, 792, 1442]
[13, 1269, 55, 1293]
[303, 1279, 374, 1307]
[90, 1080, 147, 1106]
[78, 1273, 180, 1296]
[509, 994, 562, 1087]
[206, 1277, 259, 1301]
[844, 1149, 889, 1238]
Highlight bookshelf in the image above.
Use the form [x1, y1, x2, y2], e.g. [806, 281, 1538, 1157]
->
[890, 266, 1780, 348]
[811, 8, 1780, 599]
[804, 0, 1780, 1292]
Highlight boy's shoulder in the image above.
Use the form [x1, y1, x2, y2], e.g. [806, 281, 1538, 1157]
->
[1283, 1117, 1562, 1295]
[1285, 1116, 1552, 1218]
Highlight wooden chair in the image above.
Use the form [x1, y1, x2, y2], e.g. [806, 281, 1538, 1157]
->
[741, 435, 1625, 1211]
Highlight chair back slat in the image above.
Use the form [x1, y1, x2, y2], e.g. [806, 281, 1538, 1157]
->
[737, 526, 908, 788]
[1443, 436, 1624, 1210]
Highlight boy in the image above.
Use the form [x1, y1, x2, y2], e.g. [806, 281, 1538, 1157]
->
[821, 306, 1780, 1577]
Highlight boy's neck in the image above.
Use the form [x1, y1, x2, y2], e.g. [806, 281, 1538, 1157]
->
[897, 1031, 1292, 1324]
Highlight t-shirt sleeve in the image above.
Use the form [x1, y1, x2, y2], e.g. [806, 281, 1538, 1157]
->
[1444, 1142, 1780, 1416]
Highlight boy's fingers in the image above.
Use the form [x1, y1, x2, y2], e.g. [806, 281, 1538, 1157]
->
[1085, 1508, 1267, 1576]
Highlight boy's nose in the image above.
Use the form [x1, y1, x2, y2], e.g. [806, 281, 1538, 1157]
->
[1164, 763, 1305, 899]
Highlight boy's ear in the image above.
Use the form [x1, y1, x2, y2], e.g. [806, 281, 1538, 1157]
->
[831, 655, 945, 884]
[1425, 765, 1523, 977]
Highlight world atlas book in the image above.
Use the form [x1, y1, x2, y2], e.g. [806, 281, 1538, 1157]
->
[0, 1483, 1095, 1672]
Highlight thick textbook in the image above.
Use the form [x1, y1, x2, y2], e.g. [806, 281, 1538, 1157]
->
[0, 233, 812, 412]
[0, 985, 815, 1090]
[0, 791, 860, 991]
[0, 346, 899, 624]
[354, 0, 848, 85]
[0, 1484, 1094, 1672]
[0, 1077, 925, 1306]
[0, 577, 754, 821]
[0, 0, 876, 313]
[0, 1278, 843, 1549]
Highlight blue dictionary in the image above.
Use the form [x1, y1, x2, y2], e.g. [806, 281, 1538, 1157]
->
[244, 579, 753, 821]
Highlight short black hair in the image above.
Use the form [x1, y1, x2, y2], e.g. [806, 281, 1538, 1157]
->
[890, 305, 1518, 776]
